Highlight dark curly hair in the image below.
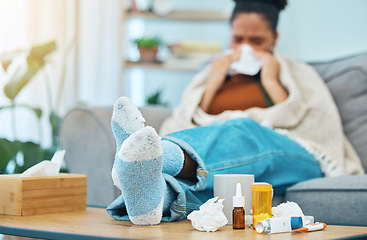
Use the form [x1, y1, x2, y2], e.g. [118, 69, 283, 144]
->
[233, 0, 287, 10]
[231, 0, 288, 32]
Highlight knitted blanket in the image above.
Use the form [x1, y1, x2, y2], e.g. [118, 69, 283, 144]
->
[159, 53, 364, 177]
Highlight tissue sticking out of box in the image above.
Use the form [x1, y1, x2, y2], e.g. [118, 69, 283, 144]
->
[21, 150, 65, 177]
[187, 197, 228, 232]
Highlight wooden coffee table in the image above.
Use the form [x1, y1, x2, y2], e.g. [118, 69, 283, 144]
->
[1, 207, 366, 240]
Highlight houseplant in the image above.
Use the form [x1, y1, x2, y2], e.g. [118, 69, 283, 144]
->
[133, 37, 163, 62]
[0, 41, 61, 174]
[146, 90, 168, 106]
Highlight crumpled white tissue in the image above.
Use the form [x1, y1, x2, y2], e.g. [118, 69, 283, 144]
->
[272, 201, 304, 218]
[229, 44, 263, 76]
[21, 150, 65, 177]
[187, 197, 228, 232]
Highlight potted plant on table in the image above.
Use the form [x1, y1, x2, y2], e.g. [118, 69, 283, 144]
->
[133, 37, 163, 62]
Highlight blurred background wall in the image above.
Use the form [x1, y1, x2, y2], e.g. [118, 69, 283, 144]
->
[0, 0, 367, 146]
[123, 0, 367, 107]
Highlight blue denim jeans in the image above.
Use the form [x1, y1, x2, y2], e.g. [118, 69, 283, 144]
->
[107, 118, 322, 222]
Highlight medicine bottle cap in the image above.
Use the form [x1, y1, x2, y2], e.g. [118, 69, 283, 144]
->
[233, 183, 245, 208]
[251, 182, 273, 192]
[255, 220, 270, 233]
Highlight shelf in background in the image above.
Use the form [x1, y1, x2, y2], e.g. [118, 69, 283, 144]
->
[124, 60, 201, 72]
[124, 10, 230, 21]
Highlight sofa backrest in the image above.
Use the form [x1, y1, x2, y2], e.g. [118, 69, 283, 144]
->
[309, 53, 367, 171]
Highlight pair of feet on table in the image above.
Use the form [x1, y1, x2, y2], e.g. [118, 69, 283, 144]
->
[111, 97, 184, 225]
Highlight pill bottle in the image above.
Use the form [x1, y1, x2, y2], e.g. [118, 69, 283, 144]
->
[251, 183, 273, 229]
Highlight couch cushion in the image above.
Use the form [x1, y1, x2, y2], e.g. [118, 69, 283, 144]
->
[285, 175, 367, 226]
[310, 53, 367, 171]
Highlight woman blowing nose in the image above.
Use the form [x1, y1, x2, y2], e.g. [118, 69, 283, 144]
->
[107, 0, 364, 225]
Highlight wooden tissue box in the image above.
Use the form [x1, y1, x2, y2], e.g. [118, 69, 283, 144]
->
[0, 173, 87, 216]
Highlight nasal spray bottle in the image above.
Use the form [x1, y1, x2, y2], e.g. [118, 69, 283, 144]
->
[255, 216, 315, 234]
[233, 183, 245, 229]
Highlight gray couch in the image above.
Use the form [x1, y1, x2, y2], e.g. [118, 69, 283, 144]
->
[60, 53, 367, 226]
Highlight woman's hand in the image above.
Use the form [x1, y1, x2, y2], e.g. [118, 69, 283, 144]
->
[206, 49, 241, 92]
[252, 50, 288, 104]
[199, 48, 241, 112]
[252, 50, 280, 85]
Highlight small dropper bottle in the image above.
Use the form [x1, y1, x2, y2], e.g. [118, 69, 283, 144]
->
[233, 182, 245, 229]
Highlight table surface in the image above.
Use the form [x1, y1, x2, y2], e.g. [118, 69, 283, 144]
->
[1, 207, 367, 240]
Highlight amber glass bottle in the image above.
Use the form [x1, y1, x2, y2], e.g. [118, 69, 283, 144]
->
[232, 183, 245, 229]
[233, 207, 245, 229]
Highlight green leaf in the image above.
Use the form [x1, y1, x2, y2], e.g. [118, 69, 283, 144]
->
[147, 92, 160, 105]
[49, 111, 61, 147]
[28, 41, 56, 64]
[3, 61, 39, 100]
[21, 142, 44, 167]
[1, 60, 12, 71]
[3, 41, 57, 101]
[146, 90, 168, 106]
[0, 139, 58, 174]
[43, 146, 57, 162]
[49, 111, 61, 127]
[33, 107, 42, 119]
[14, 141, 44, 173]
[0, 138, 22, 173]
[134, 37, 163, 49]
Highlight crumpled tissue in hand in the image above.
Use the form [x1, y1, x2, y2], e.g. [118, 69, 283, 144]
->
[229, 44, 263, 76]
[187, 197, 228, 232]
[272, 201, 304, 218]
